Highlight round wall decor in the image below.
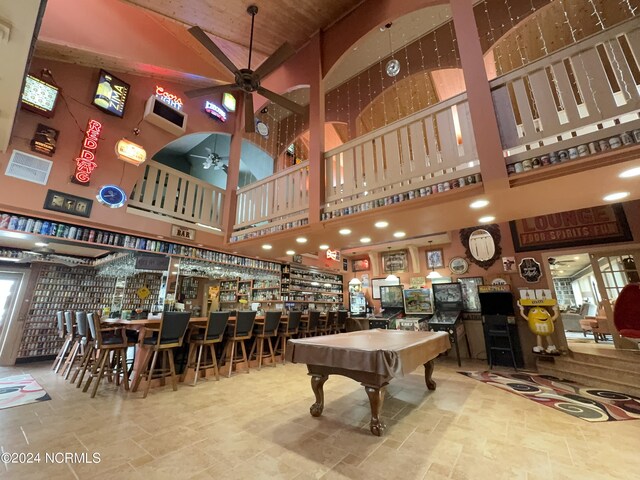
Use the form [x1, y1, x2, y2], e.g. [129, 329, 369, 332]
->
[448, 256, 469, 275]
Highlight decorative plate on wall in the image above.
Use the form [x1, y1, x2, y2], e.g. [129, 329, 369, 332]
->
[449, 257, 469, 275]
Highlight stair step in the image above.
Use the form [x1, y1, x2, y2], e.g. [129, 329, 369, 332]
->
[557, 356, 640, 379]
[569, 351, 640, 373]
[537, 361, 640, 397]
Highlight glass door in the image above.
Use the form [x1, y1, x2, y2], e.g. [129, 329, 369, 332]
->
[0, 271, 25, 358]
[590, 251, 640, 349]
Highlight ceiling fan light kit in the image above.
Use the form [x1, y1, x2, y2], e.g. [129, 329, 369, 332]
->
[185, 4, 307, 133]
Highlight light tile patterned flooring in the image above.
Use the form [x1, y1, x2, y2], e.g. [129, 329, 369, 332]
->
[0, 358, 639, 479]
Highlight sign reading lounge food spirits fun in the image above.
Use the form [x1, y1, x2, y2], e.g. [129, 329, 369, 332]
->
[73, 119, 102, 185]
[155, 86, 183, 110]
[326, 249, 340, 261]
[509, 204, 633, 252]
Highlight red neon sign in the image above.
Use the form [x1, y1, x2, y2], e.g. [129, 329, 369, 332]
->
[155, 86, 183, 110]
[73, 119, 102, 185]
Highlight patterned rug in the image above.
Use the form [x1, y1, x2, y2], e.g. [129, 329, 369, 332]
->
[0, 374, 51, 410]
[459, 371, 640, 422]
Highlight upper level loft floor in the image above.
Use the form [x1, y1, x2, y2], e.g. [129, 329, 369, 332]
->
[0, 0, 639, 261]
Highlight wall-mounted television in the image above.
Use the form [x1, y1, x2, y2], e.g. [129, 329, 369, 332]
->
[21, 75, 60, 118]
[92, 69, 130, 118]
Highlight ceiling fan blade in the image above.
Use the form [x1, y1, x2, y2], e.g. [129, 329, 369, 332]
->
[190, 154, 209, 160]
[258, 87, 308, 116]
[254, 42, 296, 79]
[188, 26, 240, 75]
[185, 83, 238, 99]
[244, 92, 255, 133]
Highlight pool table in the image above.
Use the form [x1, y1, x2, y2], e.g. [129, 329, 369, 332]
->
[287, 329, 451, 436]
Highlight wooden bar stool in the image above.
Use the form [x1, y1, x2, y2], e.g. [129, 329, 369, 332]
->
[225, 311, 257, 377]
[275, 311, 301, 364]
[326, 311, 338, 334]
[182, 311, 229, 385]
[63, 311, 88, 380]
[249, 310, 281, 369]
[336, 310, 348, 333]
[71, 312, 97, 386]
[52, 311, 70, 373]
[59, 311, 76, 376]
[132, 312, 191, 398]
[314, 311, 328, 336]
[298, 311, 319, 338]
[81, 313, 129, 398]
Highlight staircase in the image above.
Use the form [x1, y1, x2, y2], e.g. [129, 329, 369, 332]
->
[536, 346, 640, 397]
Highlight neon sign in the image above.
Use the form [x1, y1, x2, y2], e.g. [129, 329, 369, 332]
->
[73, 119, 102, 185]
[204, 101, 227, 122]
[326, 249, 340, 261]
[155, 86, 183, 110]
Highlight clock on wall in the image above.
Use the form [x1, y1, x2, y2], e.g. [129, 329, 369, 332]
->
[96, 184, 127, 208]
[256, 120, 269, 137]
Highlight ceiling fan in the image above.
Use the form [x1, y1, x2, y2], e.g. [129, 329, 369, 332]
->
[185, 4, 307, 133]
[190, 147, 229, 173]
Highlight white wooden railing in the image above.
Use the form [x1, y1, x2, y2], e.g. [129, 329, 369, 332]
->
[323, 92, 479, 212]
[234, 161, 309, 231]
[491, 18, 640, 162]
[128, 160, 225, 230]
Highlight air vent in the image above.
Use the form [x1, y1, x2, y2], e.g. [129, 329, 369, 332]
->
[5, 150, 53, 185]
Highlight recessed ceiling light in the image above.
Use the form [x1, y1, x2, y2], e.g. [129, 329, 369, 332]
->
[360, 237, 371, 243]
[262, 244, 272, 250]
[603, 191, 629, 202]
[374, 221, 389, 228]
[479, 216, 496, 223]
[393, 231, 406, 238]
[286, 250, 295, 255]
[559, 270, 565, 274]
[339, 229, 351, 235]
[574, 256, 580, 260]
[619, 167, 640, 178]
[35, 242, 48, 247]
[296, 237, 307, 243]
[319, 244, 329, 250]
[470, 199, 489, 209]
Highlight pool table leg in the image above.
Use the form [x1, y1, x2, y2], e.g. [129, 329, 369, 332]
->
[365, 386, 386, 436]
[310, 374, 328, 417]
[424, 360, 437, 390]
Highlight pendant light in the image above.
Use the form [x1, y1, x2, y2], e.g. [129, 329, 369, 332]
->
[348, 277, 362, 286]
[384, 23, 400, 77]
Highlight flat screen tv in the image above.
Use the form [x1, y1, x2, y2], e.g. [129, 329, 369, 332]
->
[92, 69, 130, 118]
[21, 75, 59, 118]
[380, 285, 404, 309]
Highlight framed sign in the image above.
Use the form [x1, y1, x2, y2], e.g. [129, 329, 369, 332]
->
[171, 225, 196, 241]
[43, 190, 93, 218]
[510, 204, 633, 252]
[93, 69, 130, 118]
[30, 124, 59, 157]
[371, 277, 400, 299]
[382, 250, 408, 273]
[448, 256, 469, 275]
[135, 254, 170, 271]
[352, 258, 370, 272]
[458, 277, 483, 312]
[519, 257, 543, 283]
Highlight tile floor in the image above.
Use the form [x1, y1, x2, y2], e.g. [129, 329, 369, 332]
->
[0, 358, 639, 479]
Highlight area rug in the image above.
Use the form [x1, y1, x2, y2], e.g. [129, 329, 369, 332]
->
[459, 371, 640, 422]
[0, 374, 51, 410]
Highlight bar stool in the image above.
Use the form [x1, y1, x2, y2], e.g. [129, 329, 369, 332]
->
[336, 310, 348, 333]
[81, 312, 129, 398]
[314, 311, 328, 336]
[182, 311, 229, 385]
[249, 310, 281, 369]
[225, 311, 257, 377]
[73, 312, 99, 388]
[62, 311, 88, 380]
[58, 311, 75, 376]
[298, 310, 320, 338]
[326, 311, 338, 334]
[133, 312, 191, 398]
[52, 311, 70, 372]
[275, 311, 301, 364]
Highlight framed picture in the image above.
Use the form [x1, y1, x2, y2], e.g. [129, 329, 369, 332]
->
[426, 248, 444, 269]
[352, 258, 370, 272]
[43, 189, 92, 218]
[371, 277, 400, 299]
[458, 276, 484, 312]
[449, 256, 469, 275]
[381, 250, 408, 274]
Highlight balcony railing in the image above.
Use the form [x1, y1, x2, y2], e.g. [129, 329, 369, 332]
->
[323, 92, 480, 218]
[128, 160, 225, 230]
[491, 18, 640, 165]
[232, 161, 310, 239]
